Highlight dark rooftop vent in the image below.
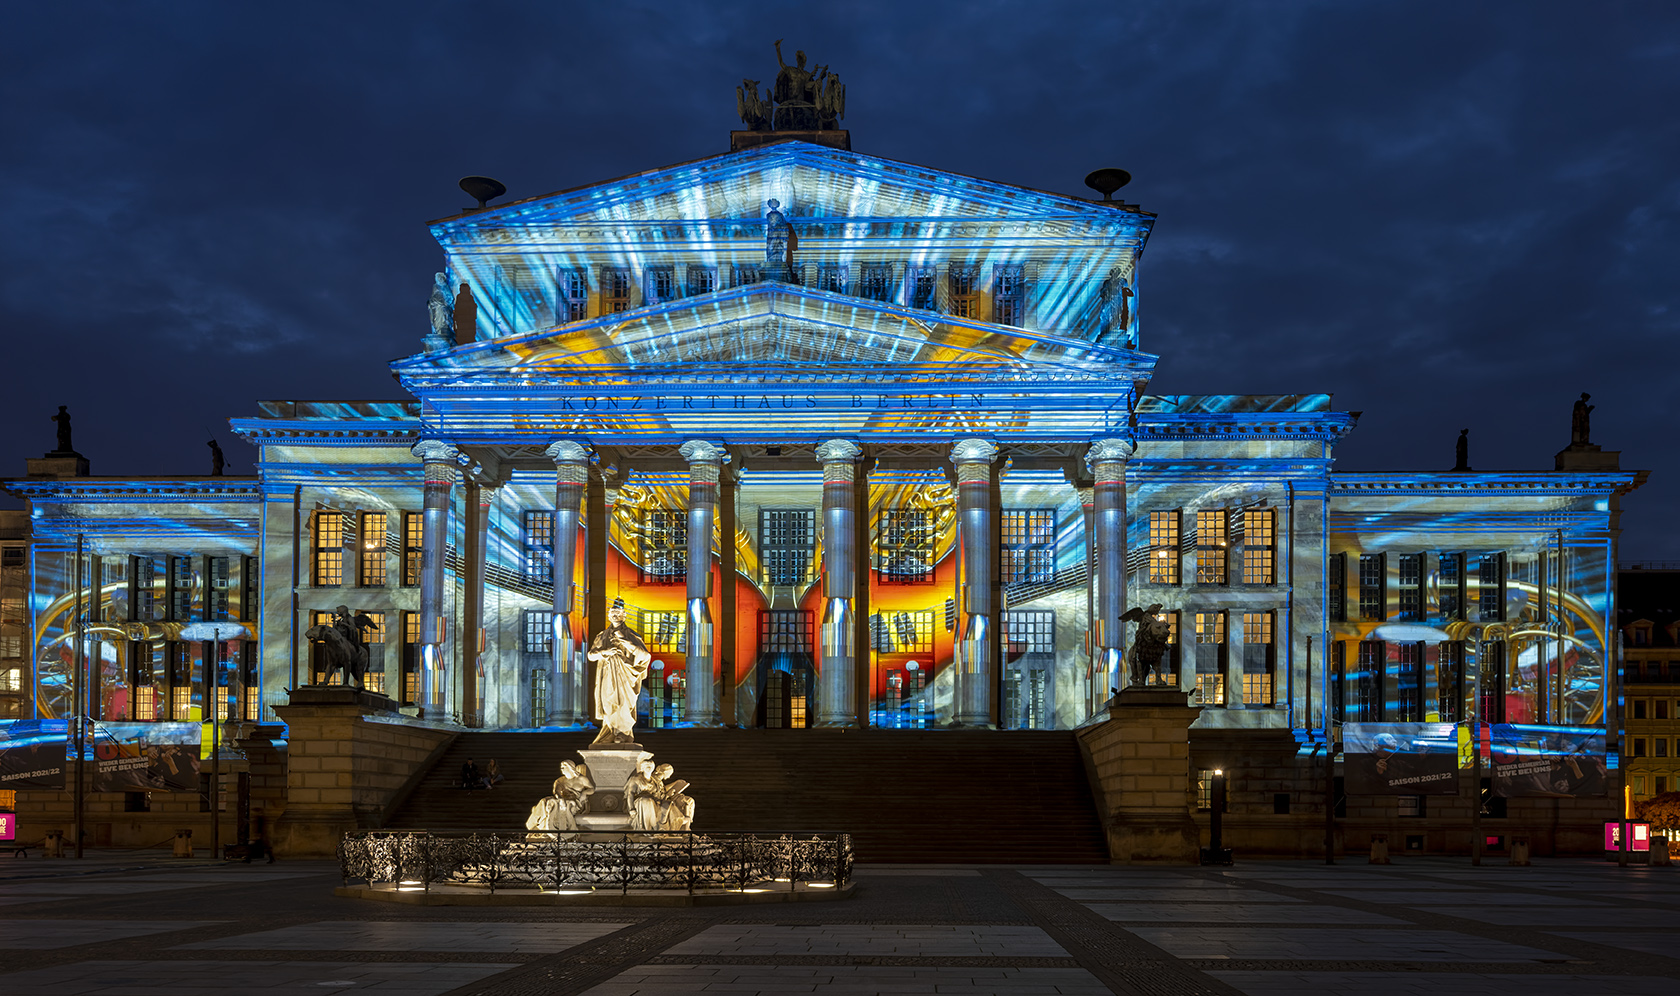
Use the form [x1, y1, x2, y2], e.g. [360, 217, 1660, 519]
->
[1084, 168, 1132, 202]
[459, 176, 508, 210]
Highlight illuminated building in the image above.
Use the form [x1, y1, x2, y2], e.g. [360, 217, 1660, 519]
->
[1620, 565, 1680, 802]
[0, 134, 1648, 853]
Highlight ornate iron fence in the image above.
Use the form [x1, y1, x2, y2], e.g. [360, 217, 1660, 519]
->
[339, 829, 853, 895]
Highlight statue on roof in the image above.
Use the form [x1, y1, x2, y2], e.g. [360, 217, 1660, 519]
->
[51, 405, 74, 454]
[737, 78, 771, 131]
[772, 40, 820, 130]
[740, 41, 844, 133]
[1571, 392, 1594, 446]
[207, 438, 225, 476]
[423, 273, 455, 353]
[1453, 429, 1471, 472]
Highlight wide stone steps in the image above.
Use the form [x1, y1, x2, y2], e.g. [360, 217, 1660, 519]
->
[383, 729, 1108, 864]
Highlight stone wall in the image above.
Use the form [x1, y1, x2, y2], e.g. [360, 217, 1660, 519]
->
[1077, 688, 1202, 863]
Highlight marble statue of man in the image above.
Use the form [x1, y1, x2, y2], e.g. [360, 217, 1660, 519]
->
[587, 597, 651, 744]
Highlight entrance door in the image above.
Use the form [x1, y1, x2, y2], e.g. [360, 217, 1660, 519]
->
[763, 668, 811, 729]
[1002, 610, 1055, 729]
[883, 664, 931, 729]
[646, 661, 686, 728]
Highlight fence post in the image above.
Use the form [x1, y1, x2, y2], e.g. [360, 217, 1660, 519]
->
[688, 833, 695, 896]
[834, 835, 841, 888]
[622, 833, 630, 896]
[423, 831, 431, 893]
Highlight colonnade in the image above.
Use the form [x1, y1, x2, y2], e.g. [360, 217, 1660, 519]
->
[407, 434, 1135, 727]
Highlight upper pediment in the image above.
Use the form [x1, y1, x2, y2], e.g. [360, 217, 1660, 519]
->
[394, 280, 1157, 390]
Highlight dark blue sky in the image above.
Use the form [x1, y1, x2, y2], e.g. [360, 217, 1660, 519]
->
[3, 3, 1676, 558]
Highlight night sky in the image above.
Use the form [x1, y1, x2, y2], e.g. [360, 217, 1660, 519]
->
[3, 4, 1676, 559]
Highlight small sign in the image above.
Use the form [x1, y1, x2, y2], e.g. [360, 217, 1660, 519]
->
[1604, 821, 1651, 852]
[0, 812, 14, 841]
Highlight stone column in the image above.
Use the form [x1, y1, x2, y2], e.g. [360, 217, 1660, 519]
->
[815, 439, 863, 727]
[952, 438, 999, 728]
[1079, 484, 1098, 715]
[462, 481, 495, 728]
[411, 439, 459, 719]
[1087, 437, 1135, 700]
[545, 440, 591, 726]
[679, 440, 724, 726]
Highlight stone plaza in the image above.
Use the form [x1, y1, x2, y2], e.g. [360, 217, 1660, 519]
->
[1, 854, 1676, 995]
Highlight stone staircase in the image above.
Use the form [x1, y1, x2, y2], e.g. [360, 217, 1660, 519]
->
[383, 729, 1109, 864]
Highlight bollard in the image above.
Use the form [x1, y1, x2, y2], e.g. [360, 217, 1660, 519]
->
[42, 829, 65, 858]
[1369, 833, 1391, 865]
[173, 828, 194, 858]
[1509, 835, 1531, 866]
[1651, 836, 1672, 867]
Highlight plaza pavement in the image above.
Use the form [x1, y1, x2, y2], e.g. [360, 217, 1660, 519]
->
[0, 852, 1675, 995]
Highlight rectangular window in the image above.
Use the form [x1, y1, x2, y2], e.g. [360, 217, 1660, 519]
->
[908, 266, 938, 310]
[1359, 553, 1386, 622]
[402, 512, 423, 587]
[312, 511, 344, 587]
[1397, 796, 1426, 818]
[878, 509, 935, 584]
[642, 509, 688, 585]
[603, 268, 631, 312]
[685, 266, 717, 297]
[1659, 700, 1671, 720]
[1355, 640, 1384, 721]
[401, 611, 420, 705]
[557, 269, 589, 321]
[1634, 699, 1648, 720]
[1194, 611, 1226, 705]
[992, 263, 1024, 326]
[1397, 554, 1423, 621]
[816, 264, 848, 296]
[760, 610, 814, 654]
[1001, 509, 1056, 584]
[130, 556, 156, 622]
[522, 609, 551, 655]
[1196, 509, 1228, 585]
[206, 557, 230, 622]
[241, 556, 259, 622]
[732, 263, 762, 287]
[168, 556, 194, 621]
[874, 610, 935, 654]
[357, 613, 385, 695]
[1395, 641, 1423, 721]
[1242, 611, 1275, 707]
[1440, 552, 1465, 620]
[530, 668, 550, 727]
[644, 265, 677, 305]
[1327, 552, 1346, 622]
[1634, 738, 1647, 757]
[523, 510, 554, 581]
[760, 509, 816, 587]
[1148, 510, 1181, 585]
[1478, 641, 1507, 723]
[1478, 553, 1506, 622]
[1196, 769, 1216, 811]
[948, 265, 980, 318]
[857, 263, 895, 302]
[240, 642, 260, 721]
[1242, 509, 1275, 585]
[1438, 641, 1466, 723]
[641, 609, 687, 656]
[168, 641, 193, 720]
[1154, 610, 1181, 684]
[358, 512, 388, 587]
[1658, 738, 1670, 758]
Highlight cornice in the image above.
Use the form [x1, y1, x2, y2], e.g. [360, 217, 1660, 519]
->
[229, 417, 421, 446]
[1331, 471, 1643, 496]
[3, 478, 263, 504]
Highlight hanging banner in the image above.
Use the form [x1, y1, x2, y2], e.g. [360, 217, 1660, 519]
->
[0, 719, 68, 789]
[1344, 722, 1460, 795]
[89, 722, 201, 792]
[1490, 724, 1607, 798]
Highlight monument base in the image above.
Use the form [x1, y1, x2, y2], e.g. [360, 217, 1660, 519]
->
[1077, 686, 1204, 863]
[575, 745, 651, 831]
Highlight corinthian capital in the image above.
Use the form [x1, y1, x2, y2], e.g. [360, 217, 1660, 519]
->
[949, 438, 999, 466]
[543, 440, 592, 465]
[411, 439, 460, 465]
[678, 439, 726, 464]
[814, 439, 862, 465]
[1084, 437, 1136, 472]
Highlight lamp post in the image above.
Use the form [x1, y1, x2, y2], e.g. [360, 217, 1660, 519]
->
[211, 627, 221, 860]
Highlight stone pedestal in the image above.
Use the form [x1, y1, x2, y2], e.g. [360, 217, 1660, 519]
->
[271, 686, 455, 858]
[1076, 687, 1202, 863]
[575, 745, 651, 831]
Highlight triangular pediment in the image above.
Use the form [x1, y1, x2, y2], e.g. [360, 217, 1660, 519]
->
[394, 281, 1156, 389]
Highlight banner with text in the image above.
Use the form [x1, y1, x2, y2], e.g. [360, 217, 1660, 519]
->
[90, 722, 201, 793]
[0, 719, 67, 789]
[1490, 724, 1607, 798]
[1345, 722, 1461, 795]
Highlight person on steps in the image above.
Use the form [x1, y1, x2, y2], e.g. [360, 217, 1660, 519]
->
[461, 758, 480, 790]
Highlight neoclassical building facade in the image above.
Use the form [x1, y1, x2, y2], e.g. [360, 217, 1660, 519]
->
[4, 137, 1644, 759]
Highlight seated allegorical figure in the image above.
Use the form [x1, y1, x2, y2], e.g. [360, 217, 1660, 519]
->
[653, 763, 695, 831]
[524, 760, 595, 832]
[625, 758, 660, 831]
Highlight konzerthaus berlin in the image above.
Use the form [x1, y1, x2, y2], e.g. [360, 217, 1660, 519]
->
[1, 125, 1646, 777]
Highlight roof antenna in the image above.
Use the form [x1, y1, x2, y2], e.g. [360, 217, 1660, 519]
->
[1084, 168, 1132, 202]
[459, 176, 508, 211]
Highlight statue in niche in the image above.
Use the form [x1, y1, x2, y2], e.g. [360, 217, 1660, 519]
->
[1454, 429, 1471, 471]
[737, 78, 771, 131]
[764, 199, 795, 278]
[1120, 603, 1173, 687]
[772, 39, 820, 130]
[625, 757, 660, 830]
[51, 405, 74, 454]
[426, 273, 455, 343]
[586, 597, 651, 745]
[207, 439, 225, 476]
[653, 763, 695, 831]
[1571, 393, 1594, 446]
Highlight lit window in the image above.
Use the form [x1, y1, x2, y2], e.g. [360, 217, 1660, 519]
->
[642, 510, 687, 585]
[1148, 511, 1181, 585]
[1196, 510, 1228, 585]
[401, 612, 420, 704]
[603, 268, 631, 312]
[1001, 509, 1056, 584]
[642, 609, 687, 656]
[992, 263, 1024, 326]
[523, 609, 552, 655]
[1195, 611, 1225, 705]
[1242, 509, 1274, 585]
[312, 513, 344, 587]
[878, 510, 935, 584]
[402, 513, 423, 587]
[761, 509, 816, 587]
[948, 265, 979, 318]
[358, 512, 388, 587]
[1242, 611, 1274, 707]
[523, 510, 554, 581]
